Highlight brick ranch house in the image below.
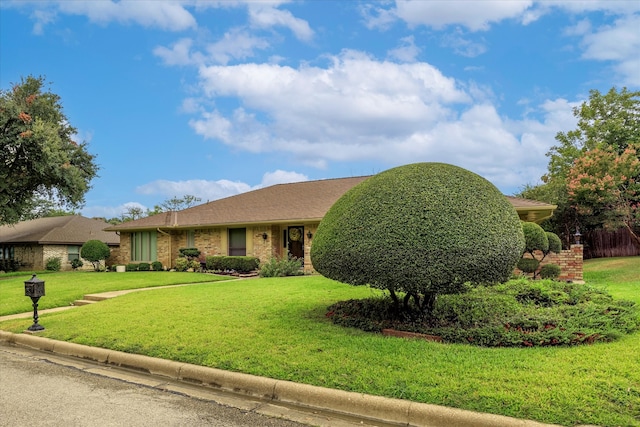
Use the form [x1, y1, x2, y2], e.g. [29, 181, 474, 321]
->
[0, 215, 120, 271]
[105, 176, 583, 281]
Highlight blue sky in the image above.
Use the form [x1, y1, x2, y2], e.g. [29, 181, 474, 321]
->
[1, 1, 639, 220]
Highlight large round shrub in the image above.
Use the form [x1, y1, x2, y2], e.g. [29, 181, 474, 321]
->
[311, 162, 525, 312]
[80, 240, 111, 271]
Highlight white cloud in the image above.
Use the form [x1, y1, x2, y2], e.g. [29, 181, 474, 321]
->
[134, 170, 308, 203]
[360, 3, 398, 30]
[256, 170, 308, 188]
[154, 38, 201, 66]
[441, 30, 487, 58]
[387, 36, 420, 62]
[392, 0, 534, 31]
[81, 201, 147, 220]
[186, 50, 586, 193]
[248, 3, 313, 41]
[206, 28, 271, 65]
[578, 14, 640, 86]
[136, 179, 251, 202]
[57, 1, 197, 31]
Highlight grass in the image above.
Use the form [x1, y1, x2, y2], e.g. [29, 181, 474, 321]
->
[0, 272, 231, 315]
[0, 258, 639, 426]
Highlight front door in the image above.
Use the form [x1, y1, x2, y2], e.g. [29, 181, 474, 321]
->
[287, 226, 304, 261]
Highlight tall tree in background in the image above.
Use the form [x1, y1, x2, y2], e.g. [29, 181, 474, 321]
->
[160, 195, 202, 211]
[519, 87, 640, 248]
[0, 75, 98, 225]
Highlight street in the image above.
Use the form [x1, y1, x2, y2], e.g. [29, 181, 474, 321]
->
[0, 342, 367, 427]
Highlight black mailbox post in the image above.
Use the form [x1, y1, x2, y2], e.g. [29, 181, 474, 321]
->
[24, 274, 45, 331]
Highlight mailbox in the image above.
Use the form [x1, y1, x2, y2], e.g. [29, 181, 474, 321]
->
[25, 274, 45, 298]
[24, 274, 45, 331]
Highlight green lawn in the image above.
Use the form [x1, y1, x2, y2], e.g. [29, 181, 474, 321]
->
[0, 272, 231, 315]
[0, 259, 639, 426]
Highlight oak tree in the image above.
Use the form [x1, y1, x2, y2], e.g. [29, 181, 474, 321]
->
[0, 76, 98, 225]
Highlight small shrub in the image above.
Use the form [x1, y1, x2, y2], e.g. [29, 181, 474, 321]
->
[138, 262, 151, 271]
[151, 261, 163, 271]
[546, 232, 562, 254]
[70, 258, 84, 270]
[259, 254, 303, 277]
[0, 259, 20, 272]
[45, 257, 61, 271]
[174, 257, 189, 272]
[517, 258, 539, 275]
[522, 222, 549, 254]
[125, 263, 139, 272]
[205, 256, 259, 273]
[189, 260, 201, 271]
[326, 279, 640, 347]
[540, 264, 561, 280]
[178, 247, 201, 260]
[80, 240, 111, 271]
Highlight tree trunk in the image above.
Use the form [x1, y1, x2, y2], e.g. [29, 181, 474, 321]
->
[422, 292, 437, 314]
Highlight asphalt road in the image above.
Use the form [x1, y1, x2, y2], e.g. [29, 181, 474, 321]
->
[0, 343, 364, 427]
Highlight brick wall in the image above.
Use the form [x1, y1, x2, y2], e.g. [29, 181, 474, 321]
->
[516, 245, 584, 282]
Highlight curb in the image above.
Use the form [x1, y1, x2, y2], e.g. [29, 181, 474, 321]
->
[0, 330, 558, 427]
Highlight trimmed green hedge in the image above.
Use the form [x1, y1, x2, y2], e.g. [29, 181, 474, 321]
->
[311, 162, 525, 311]
[522, 222, 549, 254]
[205, 256, 260, 273]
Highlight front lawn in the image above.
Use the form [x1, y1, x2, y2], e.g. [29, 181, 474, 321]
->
[0, 272, 231, 316]
[0, 259, 638, 426]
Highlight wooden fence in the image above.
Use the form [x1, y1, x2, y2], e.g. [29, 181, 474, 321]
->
[584, 228, 640, 259]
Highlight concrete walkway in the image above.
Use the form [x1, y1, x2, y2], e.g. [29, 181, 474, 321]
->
[0, 286, 562, 427]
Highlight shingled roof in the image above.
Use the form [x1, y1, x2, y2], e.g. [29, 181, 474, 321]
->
[0, 215, 119, 245]
[106, 176, 556, 232]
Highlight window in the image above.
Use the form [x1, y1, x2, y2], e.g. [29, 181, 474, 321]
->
[187, 230, 195, 248]
[228, 228, 246, 256]
[0, 245, 14, 260]
[131, 231, 157, 261]
[67, 246, 80, 261]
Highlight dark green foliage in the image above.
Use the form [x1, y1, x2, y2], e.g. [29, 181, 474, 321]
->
[151, 261, 163, 271]
[178, 247, 201, 260]
[80, 240, 110, 271]
[517, 258, 540, 275]
[0, 76, 99, 225]
[45, 257, 61, 271]
[327, 279, 640, 347]
[137, 262, 150, 271]
[70, 258, 83, 270]
[522, 222, 549, 254]
[540, 264, 562, 280]
[546, 232, 562, 254]
[259, 254, 303, 277]
[125, 263, 139, 271]
[0, 259, 20, 272]
[311, 162, 525, 313]
[205, 256, 259, 273]
[519, 223, 562, 279]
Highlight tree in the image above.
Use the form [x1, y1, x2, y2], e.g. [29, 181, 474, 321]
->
[0, 76, 98, 225]
[310, 163, 525, 314]
[547, 87, 640, 181]
[517, 222, 562, 279]
[80, 240, 111, 271]
[161, 195, 202, 211]
[566, 144, 640, 242]
[519, 87, 640, 246]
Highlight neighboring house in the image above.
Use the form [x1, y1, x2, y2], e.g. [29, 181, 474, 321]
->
[106, 176, 558, 274]
[0, 215, 120, 271]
